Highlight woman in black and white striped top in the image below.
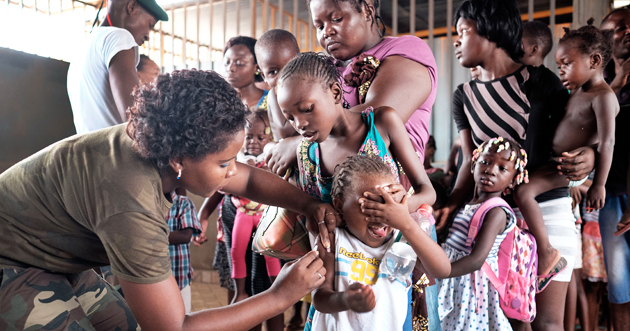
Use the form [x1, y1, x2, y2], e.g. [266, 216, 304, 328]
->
[435, 0, 597, 330]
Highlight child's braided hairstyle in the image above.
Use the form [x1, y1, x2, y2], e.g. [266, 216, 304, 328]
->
[331, 155, 393, 201]
[278, 52, 341, 89]
[559, 18, 614, 66]
[471, 137, 529, 194]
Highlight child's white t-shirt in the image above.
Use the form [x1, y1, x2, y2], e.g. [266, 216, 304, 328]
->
[310, 227, 411, 331]
[67, 27, 139, 134]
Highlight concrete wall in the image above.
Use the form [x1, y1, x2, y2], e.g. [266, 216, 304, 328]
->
[0, 47, 76, 172]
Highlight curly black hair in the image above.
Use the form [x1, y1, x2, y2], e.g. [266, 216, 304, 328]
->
[224, 36, 263, 83]
[560, 18, 614, 67]
[278, 52, 341, 89]
[306, 0, 385, 37]
[454, 0, 524, 63]
[127, 69, 249, 169]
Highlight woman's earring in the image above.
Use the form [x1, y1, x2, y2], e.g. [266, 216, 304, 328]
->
[177, 169, 182, 180]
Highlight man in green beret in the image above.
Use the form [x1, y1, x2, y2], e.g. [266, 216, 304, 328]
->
[67, 0, 168, 134]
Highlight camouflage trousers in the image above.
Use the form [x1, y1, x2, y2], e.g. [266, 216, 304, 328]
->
[0, 268, 140, 330]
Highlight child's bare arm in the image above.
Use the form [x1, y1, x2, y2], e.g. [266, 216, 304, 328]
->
[587, 91, 620, 210]
[311, 232, 376, 313]
[448, 208, 507, 278]
[360, 187, 451, 279]
[373, 106, 436, 211]
[193, 193, 224, 246]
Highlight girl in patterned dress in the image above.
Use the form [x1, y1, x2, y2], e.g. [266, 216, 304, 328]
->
[438, 138, 529, 331]
[275, 51, 435, 232]
[275, 52, 437, 329]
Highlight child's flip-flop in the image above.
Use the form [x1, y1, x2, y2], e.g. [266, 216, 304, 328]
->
[614, 221, 630, 237]
[537, 257, 568, 293]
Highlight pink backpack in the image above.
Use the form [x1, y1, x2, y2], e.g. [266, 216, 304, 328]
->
[467, 197, 538, 322]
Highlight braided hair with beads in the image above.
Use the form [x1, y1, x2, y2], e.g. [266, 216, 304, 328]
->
[331, 155, 393, 201]
[471, 137, 529, 195]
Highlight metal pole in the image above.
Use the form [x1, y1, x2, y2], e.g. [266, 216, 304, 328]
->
[446, 0, 453, 143]
[292, 0, 297, 37]
[278, 0, 283, 29]
[171, 5, 175, 67]
[306, 22, 310, 51]
[392, 0, 397, 36]
[409, 0, 415, 36]
[159, 21, 164, 68]
[210, 0, 214, 63]
[183, 2, 187, 68]
[271, 7, 275, 29]
[222, 0, 227, 46]
[250, 0, 255, 38]
[236, 0, 240, 36]
[197, 0, 200, 67]
[550, 0, 555, 40]
[428, 0, 434, 49]
[528, 0, 533, 21]
[263, 0, 268, 32]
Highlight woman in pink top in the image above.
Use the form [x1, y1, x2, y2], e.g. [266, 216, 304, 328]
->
[264, 0, 440, 329]
[266, 0, 437, 174]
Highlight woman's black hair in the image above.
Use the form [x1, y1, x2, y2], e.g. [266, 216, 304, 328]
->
[278, 52, 342, 89]
[224, 36, 263, 83]
[559, 18, 613, 66]
[454, 0, 525, 62]
[127, 69, 250, 169]
[306, 0, 385, 37]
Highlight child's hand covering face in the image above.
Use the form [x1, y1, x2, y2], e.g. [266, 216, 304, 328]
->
[359, 186, 414, 233]
[335, 175, 397, 248]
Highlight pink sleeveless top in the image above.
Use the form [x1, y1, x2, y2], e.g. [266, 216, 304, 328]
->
[337, 35, 438, 160]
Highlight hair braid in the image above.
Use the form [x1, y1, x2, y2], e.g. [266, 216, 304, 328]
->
[471, 137, 529, 194]
[331, 155, 393, 201]
[559, 18, 613, 66]
[278, 52, 341, 89]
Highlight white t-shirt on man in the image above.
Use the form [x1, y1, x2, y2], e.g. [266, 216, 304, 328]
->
[67, 27, 139, 134]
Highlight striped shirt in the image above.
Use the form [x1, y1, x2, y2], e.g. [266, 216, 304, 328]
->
[167, 193, 202, 290]
[455, 66, 531, 147]
[453, 65, 570, 202]
[444, 203, 514, 256]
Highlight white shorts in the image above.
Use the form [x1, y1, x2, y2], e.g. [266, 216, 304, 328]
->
[514, 197, 577, 282]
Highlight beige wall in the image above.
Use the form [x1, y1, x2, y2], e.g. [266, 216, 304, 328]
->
[188, 193, 219, 271]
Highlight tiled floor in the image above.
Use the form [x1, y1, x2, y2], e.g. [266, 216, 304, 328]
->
[191, 280, 229, 311]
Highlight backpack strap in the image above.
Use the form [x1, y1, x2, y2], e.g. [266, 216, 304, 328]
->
[481, 262, 502, 290]
[466, 197, 511, 247]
